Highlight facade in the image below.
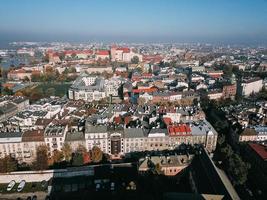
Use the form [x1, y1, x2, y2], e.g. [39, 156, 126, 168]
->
[68, 74, 122, 102]
[238, 126, 267, 142]
[139, 155, 193, 176]
[85, 125, 109, 154]
[44, 125, 68, 155]
[222, 84, 236, 99]
[237, 78, 263, 96]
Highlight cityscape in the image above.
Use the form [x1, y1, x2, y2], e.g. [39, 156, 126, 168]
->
[0, 0, 267, 200]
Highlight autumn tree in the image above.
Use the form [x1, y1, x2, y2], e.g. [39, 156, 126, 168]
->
[62, 143, 72, 162]
[34, 145, 49, 170]
[52, 150, 64, 164]
[91, 146, 103, 163]
[76, 144, 87, 154]
[0, 156, 18, 173]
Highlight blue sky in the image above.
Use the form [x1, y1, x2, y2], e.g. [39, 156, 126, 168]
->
[0, 0, 267, 44]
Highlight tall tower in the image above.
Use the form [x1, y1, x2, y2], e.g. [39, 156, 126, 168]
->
[110, 45, 117, 61]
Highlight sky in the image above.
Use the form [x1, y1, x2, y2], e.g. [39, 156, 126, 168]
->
[0, 0, 267, 44]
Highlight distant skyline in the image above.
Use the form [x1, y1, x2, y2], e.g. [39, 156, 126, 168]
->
[0, 0, 267, 45]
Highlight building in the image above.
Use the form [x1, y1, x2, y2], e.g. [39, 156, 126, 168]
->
[222, 84, 236, 100]
[68, 74, 106, 102]
[95, 50, 110, 60]
[139, 155, 193, 176]
[237, 78, 263, 96]
[7, 69, 32, 80]
[21, 129, 45, 163]
[85, 125, 109, 154]
[44, 125, 68, 155]
[238, 126, 267, 142]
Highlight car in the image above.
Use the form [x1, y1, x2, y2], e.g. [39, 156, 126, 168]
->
[7, 180, 16, 191]
[17, 180, 26, 192]
[95, 183, 101, 191]
[110, 182, 115, 191]
[41, 180, 47, 188]
[32, 195, 37, 200]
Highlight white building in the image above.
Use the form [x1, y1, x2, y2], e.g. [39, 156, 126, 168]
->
[238, 78, 263, 96]
[85, 125, 109, 154]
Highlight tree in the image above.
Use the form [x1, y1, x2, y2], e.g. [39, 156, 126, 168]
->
[131, 56, 139, 64]
[23, 76, 30, 82]
[0, 156, 18, 173]
[221, 144, 233, 160]
[91, 146, 103, 163]
[76, 144, 87, 154]
[71, 53, 77, 59]
[31, 73, 41, 82]
[72, 153, 84, 166]
[3, 87, 14, 95]
[217, 135, 225, 146]
[58, 52, 65, 61]
[34, 145, 48, 170]
[227, 154, 250, 185]
[62, 143, 72, 161]
[223, 64, 233, 77]
[52, 150, 64, 164]
[47, 88, 56, 96]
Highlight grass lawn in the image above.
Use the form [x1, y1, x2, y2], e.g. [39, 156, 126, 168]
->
[35, 82, 72, 97]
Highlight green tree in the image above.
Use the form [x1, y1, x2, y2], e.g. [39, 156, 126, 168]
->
[72, 153, 83, 166]
[227, 154, 250, 185]
[71, 53, 77, 59]
[47, 88, 56, 96]
[34, 145, 48, 170]
[131, 56, 139, 64]
[223, 64, 233, 77]
[91, 146, 103, 163]
[3, 87, 14, 95]
[221, 144, 233, 160]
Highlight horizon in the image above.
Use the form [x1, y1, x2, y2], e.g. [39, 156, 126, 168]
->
[0, 0, 267, 45]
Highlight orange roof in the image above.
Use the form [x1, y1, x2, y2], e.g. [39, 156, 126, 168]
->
[168, 124, 192, 136]
[117, 47, 130, 53]
[132, 87, 158, 93]
[163, 117, 172, 125]
[96, 50, 110, 55]
[2, 83, 15, 89]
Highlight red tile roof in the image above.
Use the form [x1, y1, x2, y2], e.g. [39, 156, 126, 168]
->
[96, 50, 110, 55]
[132, 87, 158, 94]
[64, 50, 93, 55]
[163, 117, 172, 125]
[117, 47, 130, 53]
[249, 143, 267, 161]
[168, 124, 192, 136]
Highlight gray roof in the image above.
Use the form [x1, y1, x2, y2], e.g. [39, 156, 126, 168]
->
[0, 132, 22, 138]
[149, 128, 168, 134]
[65, 131, 85, 141]
[124, 128, 148, 138]
[86, 125, 107, 133]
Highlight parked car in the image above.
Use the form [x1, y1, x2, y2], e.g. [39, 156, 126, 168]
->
[32, 195, 37, 200]
[17, 180, 26, 192]
[41, 180, 47, 188]
[7, 180, 16, 191]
